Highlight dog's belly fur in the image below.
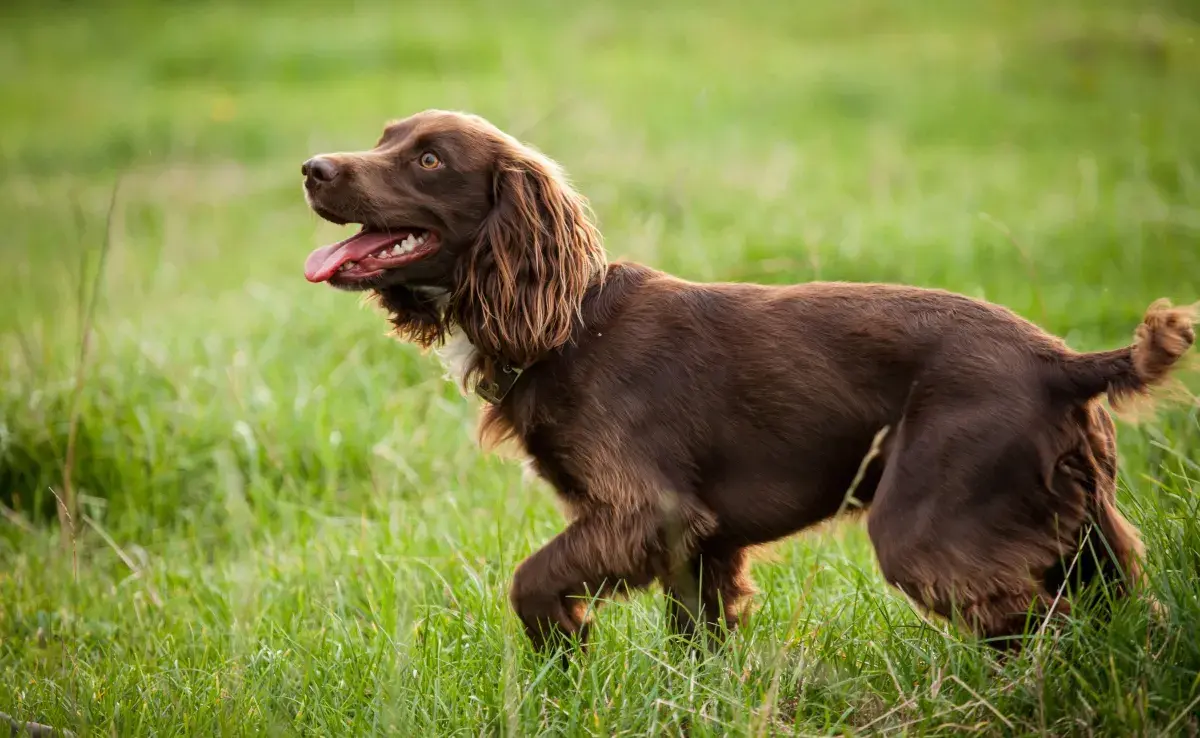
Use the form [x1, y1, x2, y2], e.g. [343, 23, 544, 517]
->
[690, 423, 891, 545]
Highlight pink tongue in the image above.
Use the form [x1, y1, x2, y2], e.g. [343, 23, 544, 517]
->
[304, 230, 408, 282]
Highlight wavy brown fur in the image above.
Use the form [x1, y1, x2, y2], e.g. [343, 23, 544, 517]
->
[452, 144, 605, 374]
[301, 110, 1195, 656]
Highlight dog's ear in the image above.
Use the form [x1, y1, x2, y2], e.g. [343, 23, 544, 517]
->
[453, 146, 605, 370]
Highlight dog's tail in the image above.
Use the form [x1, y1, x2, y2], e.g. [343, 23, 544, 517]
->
[1056, 299, 1196, 410]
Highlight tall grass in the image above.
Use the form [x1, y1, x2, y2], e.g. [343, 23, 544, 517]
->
[2, 0, 1199, 734]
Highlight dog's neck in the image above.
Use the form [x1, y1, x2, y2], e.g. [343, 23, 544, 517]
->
[377, 285, 522, 404]
[409, 284, 453, 307]
[380, 264, 618, 405]
[389, 286, 479, 387]
[434, 329, 482, 389]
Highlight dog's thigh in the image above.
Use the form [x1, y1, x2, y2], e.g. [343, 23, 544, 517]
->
[867, 399, 1089, 645]
[1046, 403, 1146, 599]
[1088, 406, 1144, 587]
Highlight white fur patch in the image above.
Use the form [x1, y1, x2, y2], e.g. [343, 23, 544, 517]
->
[434, 330, 480, 393]
[404, 286, 470, 390]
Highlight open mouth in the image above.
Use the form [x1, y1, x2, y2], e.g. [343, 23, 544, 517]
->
[304, 227, 440, 284]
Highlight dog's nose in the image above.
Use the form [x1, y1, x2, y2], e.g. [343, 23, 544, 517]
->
[301, 157, 339, 184]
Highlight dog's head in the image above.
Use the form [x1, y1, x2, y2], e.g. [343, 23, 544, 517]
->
[301, 110, 605, 367]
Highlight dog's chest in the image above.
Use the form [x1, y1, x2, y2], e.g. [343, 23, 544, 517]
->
[412, 285, 478, 391]
[434, 330, 479, 390]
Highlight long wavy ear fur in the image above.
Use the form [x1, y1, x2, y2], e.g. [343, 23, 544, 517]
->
[452, 143, 606, 373]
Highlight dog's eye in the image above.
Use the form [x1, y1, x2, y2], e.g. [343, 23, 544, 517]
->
[418, 151, 442, 170]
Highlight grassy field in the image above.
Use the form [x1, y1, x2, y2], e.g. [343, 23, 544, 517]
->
[3, 0, 1200, 734]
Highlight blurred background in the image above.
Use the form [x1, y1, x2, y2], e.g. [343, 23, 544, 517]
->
[2, 0, 1199, 734]
[4, 0, 1198, 523]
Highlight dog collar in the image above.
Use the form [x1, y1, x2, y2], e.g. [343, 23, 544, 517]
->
[473, 270, 606, 405]
[475, 363, 524, 405]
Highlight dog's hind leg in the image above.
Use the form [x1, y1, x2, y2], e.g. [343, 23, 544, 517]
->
[1043, 404, 1148, 610]
[866, 388, 1091, 649]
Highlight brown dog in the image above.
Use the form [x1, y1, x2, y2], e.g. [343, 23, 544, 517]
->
[300, 109, 1195, 652]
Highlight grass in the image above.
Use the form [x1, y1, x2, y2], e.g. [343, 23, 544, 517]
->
[2, 0, 1200, 734]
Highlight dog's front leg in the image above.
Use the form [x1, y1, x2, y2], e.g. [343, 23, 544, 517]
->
[509, 509, 664, 655]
